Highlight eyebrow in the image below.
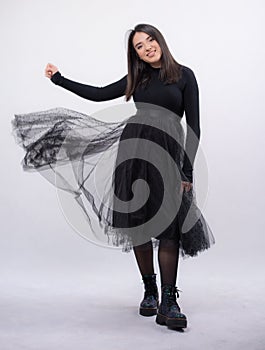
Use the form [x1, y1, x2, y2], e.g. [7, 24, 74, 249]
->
[134, 35, 152, 48]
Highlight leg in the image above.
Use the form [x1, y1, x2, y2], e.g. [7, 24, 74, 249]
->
[133, 240, 154, 275]
[156, 238, 187, 329]
[133, 240, 158, 316]
[158, 238, 180, 286]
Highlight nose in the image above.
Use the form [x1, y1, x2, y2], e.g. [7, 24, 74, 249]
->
[146, 44, 152, 51]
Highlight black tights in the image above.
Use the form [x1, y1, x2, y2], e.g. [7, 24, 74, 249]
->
[132, 239, 180, 286]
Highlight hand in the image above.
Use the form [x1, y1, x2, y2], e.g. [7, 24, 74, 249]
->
[180, 181, 193, 194]
[45, 63, 59, 79]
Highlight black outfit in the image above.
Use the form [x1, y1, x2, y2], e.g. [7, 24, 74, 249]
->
[12, 64, 215, 257]
[51, 65, 198, 183]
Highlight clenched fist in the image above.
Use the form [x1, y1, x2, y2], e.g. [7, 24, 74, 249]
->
[45, 63, 59, 79]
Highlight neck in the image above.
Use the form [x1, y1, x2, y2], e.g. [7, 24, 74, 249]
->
[149, 60, 161, 68]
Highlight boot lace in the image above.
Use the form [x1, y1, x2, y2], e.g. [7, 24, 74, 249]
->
[163, 286, 182, 309]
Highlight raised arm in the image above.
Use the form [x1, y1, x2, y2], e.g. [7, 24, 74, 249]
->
[182, 66, 201, 183]
[45, 63, 127, 102]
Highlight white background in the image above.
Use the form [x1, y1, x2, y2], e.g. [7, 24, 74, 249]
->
[1, 0, 265, 349]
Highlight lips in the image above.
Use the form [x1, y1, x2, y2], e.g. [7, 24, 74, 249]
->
[147, 50, 156, 57]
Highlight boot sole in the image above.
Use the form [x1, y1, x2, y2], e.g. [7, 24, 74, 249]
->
[139, 307, 158, 316]
[156, 312, 187, 328]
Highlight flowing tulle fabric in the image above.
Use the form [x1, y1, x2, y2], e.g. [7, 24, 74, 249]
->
[11, 103, 215, 257]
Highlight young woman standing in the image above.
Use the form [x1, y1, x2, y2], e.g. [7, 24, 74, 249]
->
[13, 23, 215, 330]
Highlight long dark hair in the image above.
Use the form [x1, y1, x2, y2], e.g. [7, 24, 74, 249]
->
[125, 23, 182, 101]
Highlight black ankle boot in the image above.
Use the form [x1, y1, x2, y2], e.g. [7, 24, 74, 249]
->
[156, 284, 187, 329]
[139, 274, 159, 317]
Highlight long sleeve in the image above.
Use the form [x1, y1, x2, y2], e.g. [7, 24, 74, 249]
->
[51, 71, 127, 101]
[182, 67, 201, 183]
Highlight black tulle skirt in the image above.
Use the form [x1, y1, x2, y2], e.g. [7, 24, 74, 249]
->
[11, 103, 215, 257]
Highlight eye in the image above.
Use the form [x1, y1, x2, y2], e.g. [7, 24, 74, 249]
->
[136, 45, 142, 50]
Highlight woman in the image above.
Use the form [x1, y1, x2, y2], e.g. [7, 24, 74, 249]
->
[13, 23, 215, 330]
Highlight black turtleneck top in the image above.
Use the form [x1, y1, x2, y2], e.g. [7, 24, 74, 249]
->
[51, 65, 200, 183]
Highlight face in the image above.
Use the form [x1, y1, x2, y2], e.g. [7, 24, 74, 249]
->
[132, 31, 162, 68]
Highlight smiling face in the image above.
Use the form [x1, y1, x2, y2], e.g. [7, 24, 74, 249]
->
[132, 31, 162, 68]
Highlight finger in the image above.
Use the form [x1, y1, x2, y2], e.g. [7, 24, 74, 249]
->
[179, 184, 183, 195]
[181, 184, 185, 195]
[45, 71, 52, 78]
[187, 184, 192, 192]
